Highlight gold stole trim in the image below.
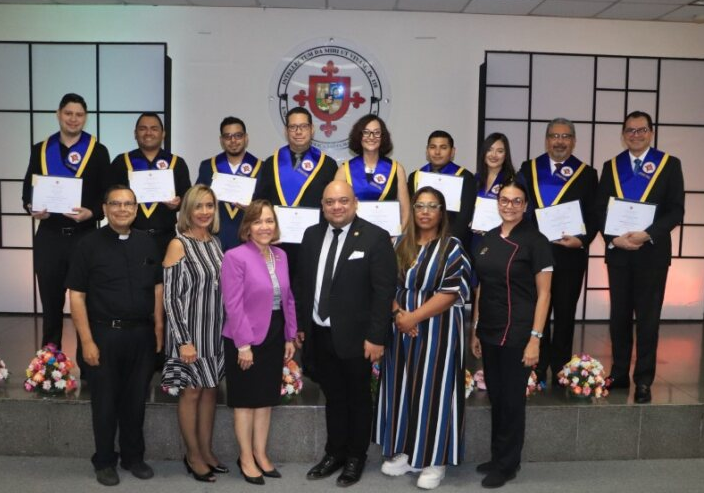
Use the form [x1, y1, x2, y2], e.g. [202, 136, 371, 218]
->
[40, 135, 96, 178]
[273, 150, 326, 206]
[611, 153, 669, 202]
[531, 159, 586, 208]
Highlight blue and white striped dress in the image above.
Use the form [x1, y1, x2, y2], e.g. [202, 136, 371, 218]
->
[161, 233, 224, 392]
[374, 236, 471, 467]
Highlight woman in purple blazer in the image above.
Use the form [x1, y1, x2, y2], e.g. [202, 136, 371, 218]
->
[221, 200, 297, 485]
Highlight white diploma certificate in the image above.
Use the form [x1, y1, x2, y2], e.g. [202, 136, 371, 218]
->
[604, 197, 657, 236]
[471, 196, 502, 233]
[31, 175, 83, 214]
[416, 171, 463, 212]
[357, 201, 402, 236]
[534, 200, 586, 241]
[274, 206, 320, 244]
[129, 169, 175, 203]
[210, 172, 257, 205]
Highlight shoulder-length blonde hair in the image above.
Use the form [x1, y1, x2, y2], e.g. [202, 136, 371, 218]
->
[395, 186, 450, 273]
[177, 184, 220, 234]
[238, 199, 281, 243]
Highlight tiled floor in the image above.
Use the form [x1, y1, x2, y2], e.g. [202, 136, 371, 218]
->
[1, 315, 702, 406]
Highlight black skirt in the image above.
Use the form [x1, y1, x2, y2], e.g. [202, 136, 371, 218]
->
[225, 310, 285, 408]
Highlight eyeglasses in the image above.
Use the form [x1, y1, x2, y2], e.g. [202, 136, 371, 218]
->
[413, 202, 442, 212]
[221, 132, 245, 141]
[106, 201, 137, 209]
[287, 123, 312, 133]
[498, 197, 525, 207]
[547, 133, 573, 140]
[362, 129, 382, 138]
[623, 127, 650, 136]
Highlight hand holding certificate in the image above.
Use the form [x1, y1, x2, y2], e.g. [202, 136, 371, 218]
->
[31, 175, 83, 214]
[534, 200, 586, 242]
[471, 196, 502, 233]
[357, 201, 402, 236]
[129, 169, 175, 203]
[416, 171, 463, 212]
[604, 197, 656, 237]
[210, 172, 256, 205]
[274, 206, 320, 244]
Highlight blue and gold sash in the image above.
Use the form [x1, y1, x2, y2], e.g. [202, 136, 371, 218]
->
[273, 145, 326, 206]
[40, 131, 95, 178]
[210, 151, 261, 219]
[610, 148, 668, 202]
[413, 161, 465, 190]
[343, 156, 396, 201]
[531, 153, 586, 208]
[124, 150, 178, 218]
[477, 170, 506, 199]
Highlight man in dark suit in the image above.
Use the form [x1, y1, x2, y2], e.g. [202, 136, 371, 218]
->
[596, 110, 684, 403]
[519, 118, 598, 386]
[295, 180, 396, 487]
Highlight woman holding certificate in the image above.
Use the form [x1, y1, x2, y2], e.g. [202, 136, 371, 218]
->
[470, 179, 552, 489]
[336, 115, 410, 231]
[375, 186, 471, 490]
[161, 184, 226, 483]
[221, 200, 297, 485]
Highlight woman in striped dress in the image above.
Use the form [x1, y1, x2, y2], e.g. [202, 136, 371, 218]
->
[375, 186, 471, 490]
[162, 184, 226, 483]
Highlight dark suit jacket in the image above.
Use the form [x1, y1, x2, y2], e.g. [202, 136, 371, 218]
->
[520, 155, 599, 271]
[596, 150, 684, 267]
[295, 216, 397, 360]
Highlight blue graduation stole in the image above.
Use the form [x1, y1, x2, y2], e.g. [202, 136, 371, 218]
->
[530, 153, 586, 208]
[610, 148, 669, 202]
[273, 145, 326, 206]
[210, 151, 261, 219]
[124, 150, 177, 218]
[40, 131, 95, 178]
[343, 156, 396, 201]
[476, 171, 506, 199]
[413, 161, 465, 190]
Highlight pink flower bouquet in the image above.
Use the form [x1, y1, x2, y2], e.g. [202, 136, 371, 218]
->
[526, 370, 545, 396]
[0, 358, 8, 383]
[557, 354, 609, 399]
[24, 343, 77, 394]
[281, 359, 303, 403]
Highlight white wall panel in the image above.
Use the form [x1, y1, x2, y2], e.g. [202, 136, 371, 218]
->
[1, 181, 25, 214]
[659, 60, 704, 125]
[628, 58, 658, 90]
[627, 91, 657, 119]
[0, 250, 34, 312]
[485, 87, 529, 120]
[31, 44, 97, 111]
[0, 43, 30, 110]
[486, 53, 529, 86]
[597, 57, 626, 89]
[0, 113, 31, 179]
[531, 55, 594, 121]
[657, 126, 704, 192]
[2, 215, 32, 248]
[595, 90, 625, 123]
[99, 45, 165, 112]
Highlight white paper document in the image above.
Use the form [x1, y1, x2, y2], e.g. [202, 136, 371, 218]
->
[274, 206, 320, 244]
[535, 200, 586, 242]
[129, 169, 175, 203]
[416, 171, 463, 212]
[210, 172, 257, 205]
[357, 200, 402, 236]
[31, 175, 83, 214]
[604, 197, 657, 237]
[471, 196, 502, 233]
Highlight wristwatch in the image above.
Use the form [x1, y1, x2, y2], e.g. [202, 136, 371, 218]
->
[530, 330, 543, 339]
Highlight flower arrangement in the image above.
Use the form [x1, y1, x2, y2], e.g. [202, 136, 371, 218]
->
[473, 369, 486, 391]
[526, 370, 544, 396]
[464, 370, 475, 398]
[281, 359, 303, 403]
[0, 358, 8, 383]
[371, 361, 381, 396]
[557, 354, 609, 398]
[24, 343, 77, 394]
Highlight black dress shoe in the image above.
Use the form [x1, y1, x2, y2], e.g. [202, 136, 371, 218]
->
[306, 454, 345, 480]
[208, 462, 229, 474]
[237, 457, 265, 485]
[121, 461, 154, 480]
[254, 458, 281, 478]
[184, 456, 216, 483]
[476, 461, 495, 474]
[606, 375, 630, 389]
[481, 469, 517, 489]
[336, 457, 365, 487]
[95, 466, 120, 486]
[634, 384, 652, 403]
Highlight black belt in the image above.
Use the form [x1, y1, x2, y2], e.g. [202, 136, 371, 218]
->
[94, 319, 151, 329]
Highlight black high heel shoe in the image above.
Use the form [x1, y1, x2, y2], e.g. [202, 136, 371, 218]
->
[183, 456, 216, 483]
[237, 457, 265, 485]
[254, 458, 282, 478]
[208, 462, 230, 474]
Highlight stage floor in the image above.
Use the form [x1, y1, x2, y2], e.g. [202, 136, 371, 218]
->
[0, 315, 702, 406]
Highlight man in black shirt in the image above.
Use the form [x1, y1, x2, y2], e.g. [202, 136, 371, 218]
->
[67, 185, 164, 486]
[22, 93, 111, 351]
[107, 112, 191, 259]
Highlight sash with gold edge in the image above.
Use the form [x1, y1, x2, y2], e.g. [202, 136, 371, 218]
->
[41, 131, 95, 178]
[273, 145, 326, 206]
[343, 156, 396, 201]
[610, 148, 668, 202]
[531, 153, 586, 208]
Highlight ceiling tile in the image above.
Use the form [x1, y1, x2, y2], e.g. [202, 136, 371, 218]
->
[659, 5, 704, 20]
[397, 0, 470, 13]
[329, 0, 397, 10]
[619, 0, 689, 4]
[597, 2, 681, 19]
[259, 0, 325, 7]
[125, 0, 191, 4]
[464, 0, 543, 15]
[189, 0, 259, 6]
[531, 0, 613, 18]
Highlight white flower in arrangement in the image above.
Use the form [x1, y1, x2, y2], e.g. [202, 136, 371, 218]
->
[42, 380, 52, 391]
[0, 368, 8, 380]
[283, 367, 291, 376]
[285, 384, 294, 395]
[167, 387, 180, 396]
[54, 379, 67, 390]
[588, 376, 595, 385]
[572, 376, 579, 385]
[51, 370, 63, 381]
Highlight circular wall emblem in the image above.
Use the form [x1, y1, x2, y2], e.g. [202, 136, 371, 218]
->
[270, 37, 391, 161]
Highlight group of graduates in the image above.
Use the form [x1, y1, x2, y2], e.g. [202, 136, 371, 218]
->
[21, 92, 683, 489]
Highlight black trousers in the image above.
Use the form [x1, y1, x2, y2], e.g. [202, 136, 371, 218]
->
[481, 341, 530, 474]
[33, 225, 91, 349]
[88, 321, 155, 470]
[313, 324, 372, 461]
[537, 266, 586, 381]
[607, 264, 669, 386]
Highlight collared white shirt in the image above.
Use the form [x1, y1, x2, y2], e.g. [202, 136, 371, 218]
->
[629, 149, 650, 172]
[313, 222, 352, 326]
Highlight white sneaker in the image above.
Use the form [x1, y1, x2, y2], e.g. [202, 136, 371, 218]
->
[416, 465, 446, 489]
[381, 453, 421, 476]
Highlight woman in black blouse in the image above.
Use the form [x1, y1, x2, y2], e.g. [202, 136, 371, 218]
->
[470, 179, 553, 489]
